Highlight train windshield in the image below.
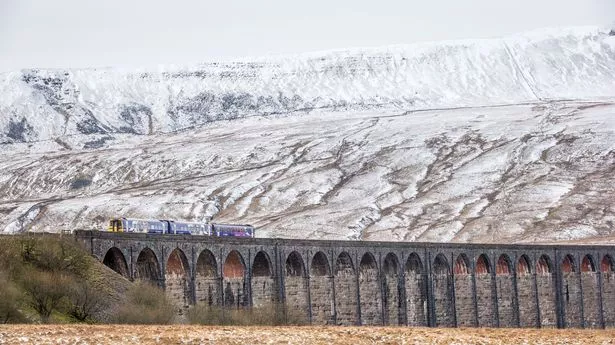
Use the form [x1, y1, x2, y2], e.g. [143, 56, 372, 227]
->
[108, 219, 123, 232]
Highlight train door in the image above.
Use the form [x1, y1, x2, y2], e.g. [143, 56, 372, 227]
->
[166, 221, 175, 234]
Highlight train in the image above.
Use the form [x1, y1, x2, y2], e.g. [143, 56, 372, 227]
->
[107, 217, 255, 237]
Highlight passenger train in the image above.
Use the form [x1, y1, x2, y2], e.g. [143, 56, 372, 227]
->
[108, 218, 255, 237]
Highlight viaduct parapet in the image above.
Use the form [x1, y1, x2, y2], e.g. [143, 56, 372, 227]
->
[75, 230, 615, 328]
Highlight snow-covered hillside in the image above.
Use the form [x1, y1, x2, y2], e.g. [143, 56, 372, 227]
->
[1, 26, 615, 243]
[1, 26, 614, 144]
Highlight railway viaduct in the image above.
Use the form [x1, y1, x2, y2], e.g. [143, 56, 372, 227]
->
[75, 230, 615, 328]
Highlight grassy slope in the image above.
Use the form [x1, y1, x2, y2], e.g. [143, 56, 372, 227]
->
[0, 234, 132, 323]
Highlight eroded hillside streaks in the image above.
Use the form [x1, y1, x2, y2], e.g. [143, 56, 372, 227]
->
[1, 101, 615, 244]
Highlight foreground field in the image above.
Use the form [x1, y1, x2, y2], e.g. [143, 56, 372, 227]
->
[1, 325, 615, 345]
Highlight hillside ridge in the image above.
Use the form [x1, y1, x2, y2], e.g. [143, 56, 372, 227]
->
[1, 26, 614, 145]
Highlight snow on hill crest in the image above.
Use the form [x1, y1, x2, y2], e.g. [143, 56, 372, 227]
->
[1, 25, 614, 146]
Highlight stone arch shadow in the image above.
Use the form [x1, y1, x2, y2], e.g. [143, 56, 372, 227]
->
[102, 247, 130, 279]
[252, 250, 275, 308]
[223, 250, 247, 308]
[195, 249, 219, 306]
[135, 247, 163, 287]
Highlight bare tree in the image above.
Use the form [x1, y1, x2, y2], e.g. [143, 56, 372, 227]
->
[21, 269, 72, 323]
[68, 279, 108, 322]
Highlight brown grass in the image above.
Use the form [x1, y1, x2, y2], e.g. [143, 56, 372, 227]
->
[1, 325, 615, 345]
[187, 303, 309, 325]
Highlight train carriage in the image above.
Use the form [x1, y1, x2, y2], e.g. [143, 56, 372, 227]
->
[108, 218, 166, 234]
[108, 218, 253, 237]
[213, 223, 254, 237]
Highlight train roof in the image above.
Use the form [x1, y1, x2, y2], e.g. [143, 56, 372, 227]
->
[112, 217, 166, 223]
[110, 217, 253, 227]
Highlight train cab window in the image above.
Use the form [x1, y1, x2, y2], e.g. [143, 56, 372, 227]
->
[109, 220, 120, 232]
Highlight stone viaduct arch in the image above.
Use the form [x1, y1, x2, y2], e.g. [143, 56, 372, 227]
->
[358, 252, 381, 325]
[496, 254, 514, 327]
[334, 251, 357, 325]
[251, 250, 274, 308]
[135, 247, 162, 286]
[453, 253, 474, 327]
[165, 248, 192, 311]
[223, 250, 246, 308]
[516, 254, 537, 327]
[382, 252, 400, 325]
[310, 251, 333, 324]
[102, 247, 129, 278]
[405, 252, 426, 326]
[78, 231, 615, 329]
[536, 254, 556, 327]
[602, 255, 615, 327]
[432, 253, 453, 326]
[284, 251, 309, 322]
[580, 254, 600, 328]
[195, 249, 219, 306]
[475, 253, 495, 327]
[561, 253, 581, 327]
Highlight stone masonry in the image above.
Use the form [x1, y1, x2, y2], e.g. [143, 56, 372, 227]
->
[77, 230, 615, 328]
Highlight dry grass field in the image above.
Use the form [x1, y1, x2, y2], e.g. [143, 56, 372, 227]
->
[1, 325, 615, 345]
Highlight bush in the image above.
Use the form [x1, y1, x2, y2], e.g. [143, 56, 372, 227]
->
[0, 237, 24, 278]
[20, 236, 91, 277]
[67, 279, 109, 322]
[0, 272, 25, 324]
[114, 281, 175, 324]
[20, 268, 74, 323]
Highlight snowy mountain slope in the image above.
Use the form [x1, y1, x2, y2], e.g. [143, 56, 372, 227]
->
[1, 100, 615, 243]
[1, 26, 614, 145]
[1, 26, 615, 243]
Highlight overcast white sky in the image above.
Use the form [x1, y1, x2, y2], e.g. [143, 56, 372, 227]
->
[1, 0, 614, 72]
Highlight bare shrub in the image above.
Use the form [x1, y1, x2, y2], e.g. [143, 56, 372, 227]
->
[0, 272, 25, 324]
[0, 237, 24, 277]
[114, 281, 175, 324]
[20, 236, 91, 276]
[20, 269, 74, 323]
[68, 279, 109, 322]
